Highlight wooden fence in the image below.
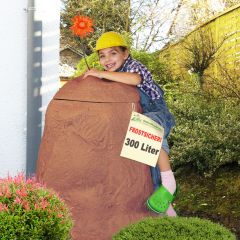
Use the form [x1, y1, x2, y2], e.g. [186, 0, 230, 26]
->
[159, 3, 240, 82]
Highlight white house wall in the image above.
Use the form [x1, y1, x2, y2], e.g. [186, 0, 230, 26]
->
[35, 0, 60, 121]
[0, 0, 28, 177]
[0, 0, 60, 177]
[26, 0, 60, 175]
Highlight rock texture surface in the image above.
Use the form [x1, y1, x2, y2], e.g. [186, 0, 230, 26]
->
[37, 76, 154, 239]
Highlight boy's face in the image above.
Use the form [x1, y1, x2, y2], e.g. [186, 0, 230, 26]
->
[98, 47, 129, 72]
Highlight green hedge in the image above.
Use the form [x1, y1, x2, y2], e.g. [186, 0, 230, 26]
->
[112, 217, 236, 240]
[166, 82, 240, 175]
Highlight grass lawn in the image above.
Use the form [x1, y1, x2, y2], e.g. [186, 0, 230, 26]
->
[174, 163, 240, 239]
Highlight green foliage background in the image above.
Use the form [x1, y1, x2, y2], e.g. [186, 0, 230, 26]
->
[74, 49, 240, 176]
[75, 49, 172, 85]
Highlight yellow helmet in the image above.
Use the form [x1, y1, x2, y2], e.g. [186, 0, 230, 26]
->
[95, 31, 128, 51]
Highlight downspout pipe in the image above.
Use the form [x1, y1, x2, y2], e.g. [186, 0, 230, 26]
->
[26, 0, 42, 176]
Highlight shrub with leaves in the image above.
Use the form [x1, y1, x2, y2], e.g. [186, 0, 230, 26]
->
[166, 81, 240, 176]
[131, 50, 173, 85]
[75, 52, 103, 76]
[112, 217, 236, 240]
[0, 173, 73, 240]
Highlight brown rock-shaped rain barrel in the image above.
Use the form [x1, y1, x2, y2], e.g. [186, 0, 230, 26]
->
[36, 76, 154, 239]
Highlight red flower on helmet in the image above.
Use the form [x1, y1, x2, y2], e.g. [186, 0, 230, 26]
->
[70, 15, 94, 38]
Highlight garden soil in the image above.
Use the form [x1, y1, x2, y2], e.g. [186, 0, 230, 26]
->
[36, 76, 154, 239]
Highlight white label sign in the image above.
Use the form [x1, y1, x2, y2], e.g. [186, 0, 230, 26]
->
[120, 111, 164, 167]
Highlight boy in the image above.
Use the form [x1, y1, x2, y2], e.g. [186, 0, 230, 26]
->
[83, 31, 177, 216]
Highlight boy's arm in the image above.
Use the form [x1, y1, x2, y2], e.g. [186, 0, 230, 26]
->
[83, 68, 141, 86]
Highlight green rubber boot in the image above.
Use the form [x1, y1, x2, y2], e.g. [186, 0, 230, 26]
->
[147, 185, 175, 214]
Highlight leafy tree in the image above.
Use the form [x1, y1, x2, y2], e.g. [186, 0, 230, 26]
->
[61, 0, 130, 52]
[61, 0, 238, 53]
[61, 0, 185, 52]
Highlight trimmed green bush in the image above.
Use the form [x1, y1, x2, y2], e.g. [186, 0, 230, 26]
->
[112, 217, 236, 240]
[0, 173, 73, 240]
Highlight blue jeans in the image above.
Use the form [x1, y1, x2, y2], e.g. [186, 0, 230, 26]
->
[137, 88, 175, 190]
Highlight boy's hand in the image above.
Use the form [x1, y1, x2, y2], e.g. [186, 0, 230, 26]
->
[83, 69, 103, 79]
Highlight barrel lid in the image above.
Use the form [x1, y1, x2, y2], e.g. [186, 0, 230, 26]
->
[54, 76, 140, 103]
